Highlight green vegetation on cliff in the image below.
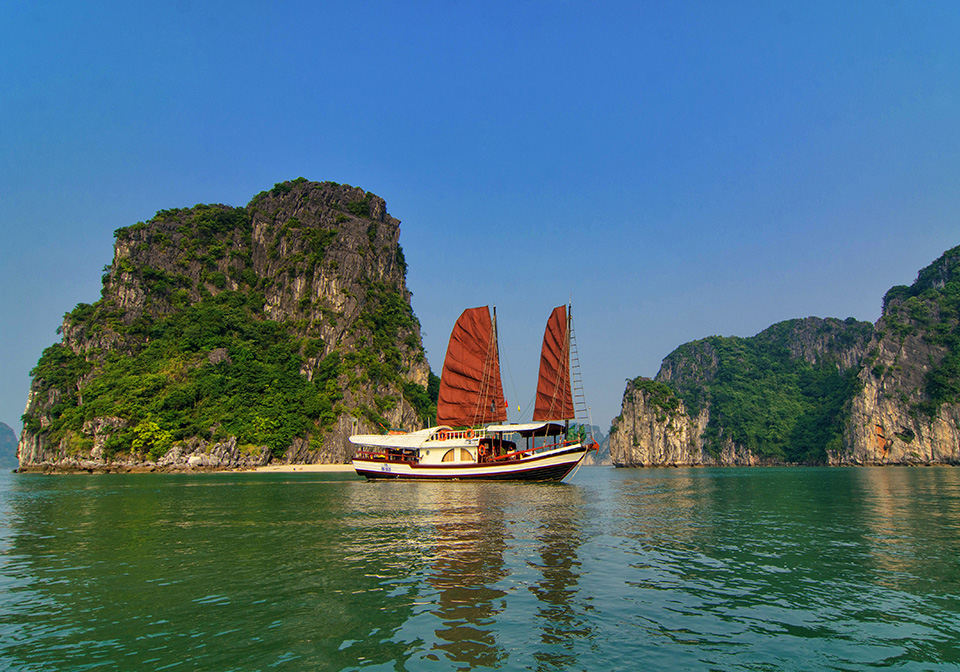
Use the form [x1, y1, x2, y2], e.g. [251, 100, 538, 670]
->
[700, 337, 860, 462]
[628, 378, 681, 422]
[28, 291, 342, 458]
[661, 318, 872, 463]
[616, 246, 960, 467]
[21, 179, 437, 465]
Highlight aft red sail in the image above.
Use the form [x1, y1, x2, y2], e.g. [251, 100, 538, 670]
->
[533, 305, 574, 421]
[437, 306, 508, 427]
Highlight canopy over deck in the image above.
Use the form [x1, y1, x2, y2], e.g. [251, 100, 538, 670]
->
[485, 421, 566, 437]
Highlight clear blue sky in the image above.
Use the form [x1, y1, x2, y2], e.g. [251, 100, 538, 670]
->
[2, 1, 959, 434]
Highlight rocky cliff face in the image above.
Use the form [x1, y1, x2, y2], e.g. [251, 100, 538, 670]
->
[19, 179, 434, 471]
[611, 245, 960, 466]
[608, 379, 766, 467]
[837, 249, 960, 465]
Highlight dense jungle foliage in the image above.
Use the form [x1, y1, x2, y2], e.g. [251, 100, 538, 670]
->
[26, 292, 339, 458]
[658, 327, 865, 463]
[702, 337, 858, 462]
[27, 289, 437, 459]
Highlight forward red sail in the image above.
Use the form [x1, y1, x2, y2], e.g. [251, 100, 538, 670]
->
[437, 306, 508, 427]
[533, 305, 574, 421]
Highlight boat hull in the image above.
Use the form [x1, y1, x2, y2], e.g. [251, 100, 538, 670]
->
[353, 445, 589, 482]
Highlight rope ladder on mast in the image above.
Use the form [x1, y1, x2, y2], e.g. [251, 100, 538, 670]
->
[568, 307, 593, 442]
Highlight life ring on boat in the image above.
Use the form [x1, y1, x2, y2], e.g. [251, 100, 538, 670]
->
[437, 430, 449, 441]
[465, 429, 475, 439]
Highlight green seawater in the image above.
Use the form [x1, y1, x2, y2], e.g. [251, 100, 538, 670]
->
[1, 466, 959, 671]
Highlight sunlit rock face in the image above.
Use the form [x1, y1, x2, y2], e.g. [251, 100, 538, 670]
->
[19, 179, 432, 471]
[837, 250, 960, 465]
[611, 245, 960, 467]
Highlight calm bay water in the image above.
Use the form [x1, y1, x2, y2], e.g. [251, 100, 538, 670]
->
[1, 466, 959, 671]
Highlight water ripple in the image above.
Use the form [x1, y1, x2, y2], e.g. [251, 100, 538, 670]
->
[1, 469, 959, 670]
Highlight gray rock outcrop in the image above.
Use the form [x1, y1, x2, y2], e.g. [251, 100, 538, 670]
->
[611, 246, 960, 467]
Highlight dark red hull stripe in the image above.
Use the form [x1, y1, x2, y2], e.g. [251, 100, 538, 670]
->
[357, 460, 578, 482]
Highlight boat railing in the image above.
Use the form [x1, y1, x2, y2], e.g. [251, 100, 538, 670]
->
[433, 428, 483, 442]
[356, 449, 419, 463]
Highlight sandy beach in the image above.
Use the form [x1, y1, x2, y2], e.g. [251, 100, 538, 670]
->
[251, 464, 355, 473]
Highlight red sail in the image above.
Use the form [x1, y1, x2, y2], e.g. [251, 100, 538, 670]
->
[437, 306, 507, 427]
[533, 305, 574, 421]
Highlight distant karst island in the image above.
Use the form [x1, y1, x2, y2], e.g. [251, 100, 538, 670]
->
[13, 177, 960, 472]
[0, 422, 18, 471]
[609, 246, 960, 467]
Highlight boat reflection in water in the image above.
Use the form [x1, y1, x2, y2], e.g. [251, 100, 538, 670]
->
[524, 484, 596, 669]
[382, 479, 594, 668]
[422, 483, 509, 668]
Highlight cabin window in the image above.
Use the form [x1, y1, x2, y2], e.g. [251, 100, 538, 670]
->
[441, 448, 474, 462]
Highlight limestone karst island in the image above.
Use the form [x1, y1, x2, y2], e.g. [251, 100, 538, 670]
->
[15, 178, 960, 472]
[20, 179, 435, 472]
[608, 248, 960, 467]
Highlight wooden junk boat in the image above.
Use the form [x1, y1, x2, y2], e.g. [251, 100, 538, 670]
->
[350, 305, 597, 481]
